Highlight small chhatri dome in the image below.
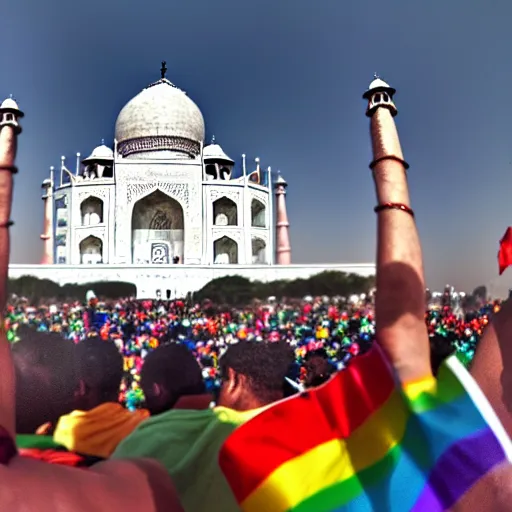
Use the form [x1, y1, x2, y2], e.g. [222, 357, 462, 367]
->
[1, 97, 19, 110]
[274, 173, 288, 187]
[362, 74, 396, 99]
[115, 62, 205, 159]
[83, 142, 114, 162]
[203, 137, 234, 163]
[0, 95, 24, 117]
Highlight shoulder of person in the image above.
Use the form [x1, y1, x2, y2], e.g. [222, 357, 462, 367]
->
[0, 456, 184, 512]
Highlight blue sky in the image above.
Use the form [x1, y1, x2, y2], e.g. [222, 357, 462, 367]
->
[2, 0, 511, 294]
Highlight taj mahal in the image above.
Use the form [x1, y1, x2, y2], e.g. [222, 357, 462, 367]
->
[5, 63, 375, 298]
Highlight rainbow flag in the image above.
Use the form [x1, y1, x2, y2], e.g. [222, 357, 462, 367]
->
[219, 347, 512, 512]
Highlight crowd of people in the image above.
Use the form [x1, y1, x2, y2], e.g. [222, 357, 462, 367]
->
[4, 293, 497, 411]
[1, 292, 505, 510]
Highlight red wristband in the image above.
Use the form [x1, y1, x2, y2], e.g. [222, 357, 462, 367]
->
[374, 203, 414, 218]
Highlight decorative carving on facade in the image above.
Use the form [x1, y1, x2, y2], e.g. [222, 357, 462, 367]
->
[185, 183, 202, 227]
[209, 187, 240, 203]
[77, 188, 108, 202]
[113, 182, 128, 260]
[212, 229, 242, 243]
[115, 161, 201, 183]
[74, 227, 106, 244]
[250, 232, 269, 244]
[126, 182, 189, 210]
[118, 136, 200, 158]
[188, 228, 202, 253]
[249, 189, 269, 206]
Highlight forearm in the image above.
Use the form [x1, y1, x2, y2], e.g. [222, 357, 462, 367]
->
[0, 132, 14, 313]
[368, 98, 430, 382]
[0, 173, 12, 435]
[0, 111, 20, 438]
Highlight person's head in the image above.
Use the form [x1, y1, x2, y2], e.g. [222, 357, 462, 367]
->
[218, 340, 295, 411]
[304, 349, 336, 388]
[429, 334, 455, 376]
[74, 337, 124, 410]
[12, 328, 78, 434]
[140, 343, 205, 416]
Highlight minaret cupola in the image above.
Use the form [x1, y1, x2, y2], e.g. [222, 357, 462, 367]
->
[0, 96, 24, 134]
[363, 74, 397, 118]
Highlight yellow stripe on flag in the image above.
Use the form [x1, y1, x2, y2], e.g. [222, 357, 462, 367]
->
[402, 376, 437, 401]
[241, 391, 409, 512]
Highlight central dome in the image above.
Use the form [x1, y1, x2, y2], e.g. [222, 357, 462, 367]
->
[115, 78, 205, 158]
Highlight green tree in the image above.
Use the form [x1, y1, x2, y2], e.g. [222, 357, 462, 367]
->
[7, 277, 136, 303]
[194, 271, 375, 306]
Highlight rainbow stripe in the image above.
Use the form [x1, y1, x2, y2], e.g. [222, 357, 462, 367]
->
[219, 347, 512, 512]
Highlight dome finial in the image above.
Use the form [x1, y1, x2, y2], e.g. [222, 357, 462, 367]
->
[160, 61, 167, 79]
[101, 138, 105, 145]
[211, 134, 215, 144]
[374, 72, 379, 79]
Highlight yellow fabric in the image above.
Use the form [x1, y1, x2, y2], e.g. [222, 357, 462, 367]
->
[54, 403, 149, 458]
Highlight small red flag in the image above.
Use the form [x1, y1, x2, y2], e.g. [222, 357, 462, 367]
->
[498, 227, 512, 275]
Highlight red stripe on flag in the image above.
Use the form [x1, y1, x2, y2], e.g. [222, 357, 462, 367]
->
[219, 347, 395, 504]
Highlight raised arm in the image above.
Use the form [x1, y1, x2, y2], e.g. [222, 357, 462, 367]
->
[470, 299, 512, 437]
[363, 77, 431, 383]
[0, 99, 23, 438]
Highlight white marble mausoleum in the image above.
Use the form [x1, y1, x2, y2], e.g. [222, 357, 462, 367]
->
[5, 63, 375, 298]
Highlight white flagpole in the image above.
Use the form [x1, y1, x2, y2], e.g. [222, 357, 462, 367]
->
[242, 154, 249, 263]
[267, 166, 273, 265]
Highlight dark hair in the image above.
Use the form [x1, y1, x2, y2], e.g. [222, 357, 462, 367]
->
[305, 348, 328, 361]
[140, 343, 205, 413]
[304, 349, 336, 388]
[75, 337, 123, 401]
[429, 334, 455, 376]
[219, 341, 295, 403]
[12, 328, 78, 433]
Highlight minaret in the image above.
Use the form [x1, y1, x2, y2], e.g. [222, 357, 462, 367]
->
[40, 167, 54, 264]
[274, 173, 291, 264]
[363, 74, 408, 182]
[0, 96, 23, 311]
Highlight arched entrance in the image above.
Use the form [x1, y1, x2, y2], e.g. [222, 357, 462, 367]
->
[251, 199, 266, 227]
[252, 237, 267, 264]
[80, 196, 104, 226]
[131, 189, 184, 264]
[213, 196, 237, 226]
[214, 236, 238, 264]
[79, 235, 103, 264]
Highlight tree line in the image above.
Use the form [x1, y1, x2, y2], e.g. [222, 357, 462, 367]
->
[7, 276, 136, 303]
[7, 271, 376, 306]
[192, 271, 375, 305]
